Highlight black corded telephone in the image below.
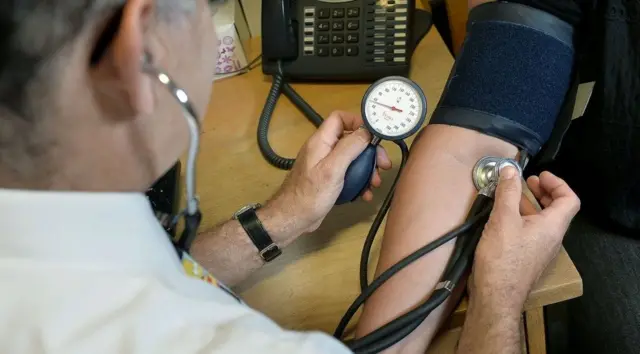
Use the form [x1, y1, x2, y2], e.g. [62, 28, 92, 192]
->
[257, 0, 430, 175]
[261, 0, 416, 81]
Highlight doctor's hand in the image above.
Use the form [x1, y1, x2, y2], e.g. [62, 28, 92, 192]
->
[469, 167, 580, 315]
[267, 111, 392, 235]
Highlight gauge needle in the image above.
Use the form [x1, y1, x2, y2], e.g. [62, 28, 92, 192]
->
[375, 102, 403, 112]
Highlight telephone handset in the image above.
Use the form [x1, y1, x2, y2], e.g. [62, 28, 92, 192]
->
[261, 0, 298, 61]
[261, 0, 416, 81]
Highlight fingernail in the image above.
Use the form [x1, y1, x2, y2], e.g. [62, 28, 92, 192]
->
[500, 166, 517, 180]
[355, 127, 371, 143]
[380, 150, 391, 165]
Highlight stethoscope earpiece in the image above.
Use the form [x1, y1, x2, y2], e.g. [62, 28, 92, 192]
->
[142, 53, 202, 252]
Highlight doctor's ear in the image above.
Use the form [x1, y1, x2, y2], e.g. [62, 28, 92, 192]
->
[89, 0, 156, 119]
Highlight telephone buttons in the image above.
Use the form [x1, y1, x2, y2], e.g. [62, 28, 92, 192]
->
[317, 47, 330, 57]
[318, 34, 330, 44]
[317, 21, 330, 31]
[347, 33, 359, 43]
[303, 46, 314, 56]
[332, 34, 345, 43]
[347, 20, 359, 30]
[318, 8, 330, 19]
[332, 21, 344, 31]
[346, 46, 359, 56]
[347, 8, 360, 17]
[332, 9, 345, 18]
[331, 47, 344, 56]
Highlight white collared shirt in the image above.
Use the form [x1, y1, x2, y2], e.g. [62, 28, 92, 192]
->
[0, 189, 351, 354]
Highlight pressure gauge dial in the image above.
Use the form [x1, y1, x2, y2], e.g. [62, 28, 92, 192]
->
[361, 76, 427, 141]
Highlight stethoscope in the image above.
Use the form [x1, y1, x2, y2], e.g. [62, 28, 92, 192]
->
[148, 57, 534, 353]
[141, 55, 202, 252]
[258, 72, 536, 352]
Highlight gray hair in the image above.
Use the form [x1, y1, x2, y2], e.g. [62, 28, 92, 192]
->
[0, 0, 195, 120]
[0, 0, 196, 178]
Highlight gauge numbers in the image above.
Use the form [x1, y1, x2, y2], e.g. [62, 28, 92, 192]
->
[362, 77, 426, 140]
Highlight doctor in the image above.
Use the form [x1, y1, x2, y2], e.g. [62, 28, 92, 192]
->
[0, 0, 579, 353]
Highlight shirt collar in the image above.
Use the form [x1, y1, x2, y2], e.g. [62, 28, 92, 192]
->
[0, 188, 184, 276]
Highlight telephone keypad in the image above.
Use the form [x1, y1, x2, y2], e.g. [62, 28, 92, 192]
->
[331, 34, 345, 44]
[363, 0, 409, 65]
[318, 34, 330, 44]
[305, 1, 409, 67]
[318, 8, 331, 19]
[331, 47, 344, 56]
[317, 47, 330, 57]
[332, 21, 344, 31]
[331, 9, 345, 18]
[317, 21, 330, 31]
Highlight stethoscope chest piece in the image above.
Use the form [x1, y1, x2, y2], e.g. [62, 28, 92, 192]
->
[472, 156, 523, 191]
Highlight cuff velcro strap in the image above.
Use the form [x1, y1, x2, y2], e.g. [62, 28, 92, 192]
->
[429, 2, 575, 156]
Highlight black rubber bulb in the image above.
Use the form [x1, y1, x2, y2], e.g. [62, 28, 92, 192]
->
[336, 144, 378, 205]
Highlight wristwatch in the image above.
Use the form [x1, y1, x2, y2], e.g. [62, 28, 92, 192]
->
[232, 203, 282, 262]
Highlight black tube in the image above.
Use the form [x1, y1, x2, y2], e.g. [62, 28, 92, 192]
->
[443, 196, 493, 284]
[359, 140, 410, 291]
[352, 289, 451, 353]
[343, 198, 494, 353]
[334, 211, 488, 339]
[348, 211, 491, 352]
[356, 317, 422, 354]
[444, 193, 493, 274]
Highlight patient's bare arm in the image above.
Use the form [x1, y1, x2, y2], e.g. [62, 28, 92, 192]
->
[355, 124, 517, 353]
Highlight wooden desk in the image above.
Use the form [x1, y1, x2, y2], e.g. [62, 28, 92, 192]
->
[199, 29, 582, 353]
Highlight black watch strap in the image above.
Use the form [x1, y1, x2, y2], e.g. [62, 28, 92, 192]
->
[234, 205, 282, 262]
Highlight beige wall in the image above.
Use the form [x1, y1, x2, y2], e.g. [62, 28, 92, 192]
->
[444, 0, 469, 54]
[239, 0, 261, 37]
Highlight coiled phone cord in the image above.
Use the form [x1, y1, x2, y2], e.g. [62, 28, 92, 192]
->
[258, 67, 495, 353]
[258, 63, 325, 170]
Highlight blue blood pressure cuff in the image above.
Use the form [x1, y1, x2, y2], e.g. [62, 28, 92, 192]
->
[429, 1, 576, 157]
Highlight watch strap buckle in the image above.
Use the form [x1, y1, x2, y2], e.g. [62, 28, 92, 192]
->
[232, 203, 262, 220]
[259, 243, 282, 262]
[233, 203, 281, 262]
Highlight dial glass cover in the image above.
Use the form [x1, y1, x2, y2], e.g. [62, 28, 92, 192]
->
[363, 79, 425, 138]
